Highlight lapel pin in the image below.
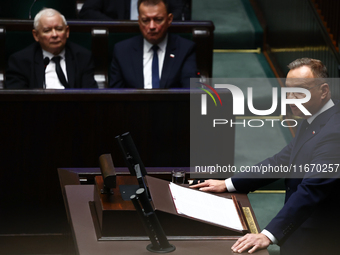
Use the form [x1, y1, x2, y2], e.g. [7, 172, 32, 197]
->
[312, 131, 315, 134]
[170, 54, 175, 58]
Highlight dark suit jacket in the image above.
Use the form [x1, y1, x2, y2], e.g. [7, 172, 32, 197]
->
[232, 101, 340, 255]
[79, 0, 130, 20]
[79, 0, 190, 20]
[109, 34, 197, 88]
[5, 41, 98, 89]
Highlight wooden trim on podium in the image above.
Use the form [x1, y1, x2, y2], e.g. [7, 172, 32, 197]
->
[232, 195, 249, 231]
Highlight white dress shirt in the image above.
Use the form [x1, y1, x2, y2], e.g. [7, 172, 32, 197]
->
[43, 49, 68, 89]
[143, 35, 167, 89]
[306, 99, 334, 124]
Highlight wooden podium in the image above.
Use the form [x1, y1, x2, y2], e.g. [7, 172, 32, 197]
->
[64, 174, 269, 255]
[92, 175, 256, 240]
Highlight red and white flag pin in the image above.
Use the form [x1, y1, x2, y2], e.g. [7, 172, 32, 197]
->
[170, 54, 175, 58]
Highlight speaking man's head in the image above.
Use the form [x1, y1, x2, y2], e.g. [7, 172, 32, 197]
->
[285, 58, 331, 118]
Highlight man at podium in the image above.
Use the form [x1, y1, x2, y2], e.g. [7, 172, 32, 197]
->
[191, 58, 340, 255]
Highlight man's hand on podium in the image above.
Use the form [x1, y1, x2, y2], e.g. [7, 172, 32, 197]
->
[231, 233, 271, 254]
[189, 179, 227, 193]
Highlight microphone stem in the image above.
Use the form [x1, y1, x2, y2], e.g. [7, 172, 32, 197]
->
[29, 0, 38, 20]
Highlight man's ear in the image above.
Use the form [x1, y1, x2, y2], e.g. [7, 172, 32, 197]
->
[32, 29, 39, 42]
[65, 26, 70, 39]
[320, 83, 330, 99]
[167, 13, 173, 25]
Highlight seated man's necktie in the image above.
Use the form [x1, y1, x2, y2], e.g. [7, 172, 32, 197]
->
[151, 45, 160, 89]
[51, 56, 69, 88]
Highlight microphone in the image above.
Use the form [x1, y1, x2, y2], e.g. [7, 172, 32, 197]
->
[44, 57, 50, 69]
[181, 0, 191, 21]
[29, 0, 38, 20]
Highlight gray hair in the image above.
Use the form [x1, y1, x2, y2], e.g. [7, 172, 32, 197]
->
[34, 8, 67, 30]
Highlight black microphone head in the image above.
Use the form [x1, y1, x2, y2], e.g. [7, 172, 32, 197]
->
[43, 57, 50, 67]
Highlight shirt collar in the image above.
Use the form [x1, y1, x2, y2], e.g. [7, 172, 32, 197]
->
[307, 99, 334, 124]
[42, 49, 66, 60]
[143, 34, 168, 53]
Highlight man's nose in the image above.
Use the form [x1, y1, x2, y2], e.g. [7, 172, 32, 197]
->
[149, 20, 156, 29]
[51, 29, 57, 36]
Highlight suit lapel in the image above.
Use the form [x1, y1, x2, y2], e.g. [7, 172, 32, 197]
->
[34, 44, 45, 89]
[132, 36, 144, 89]
[290, 121, 319, 163]
[290, 102, 340, 164]
[65, 44, 75, 88]
[160, 34, 176, 88]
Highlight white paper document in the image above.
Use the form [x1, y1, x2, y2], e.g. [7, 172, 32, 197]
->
[169, 183, 244, 231]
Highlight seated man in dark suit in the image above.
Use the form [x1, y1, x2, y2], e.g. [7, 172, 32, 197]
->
[191, 58, 340, 255]
[109, 0, 197, 89]
[79, 0, 190, 21]
[5, 8, 98, 89]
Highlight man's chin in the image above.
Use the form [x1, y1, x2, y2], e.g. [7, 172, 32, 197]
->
[146, 38, 159, 45]
[290, 107, 303, 118]
[47, 46, 64, 55]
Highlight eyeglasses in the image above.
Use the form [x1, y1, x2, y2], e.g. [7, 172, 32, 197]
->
[285, 83, 323, 99]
